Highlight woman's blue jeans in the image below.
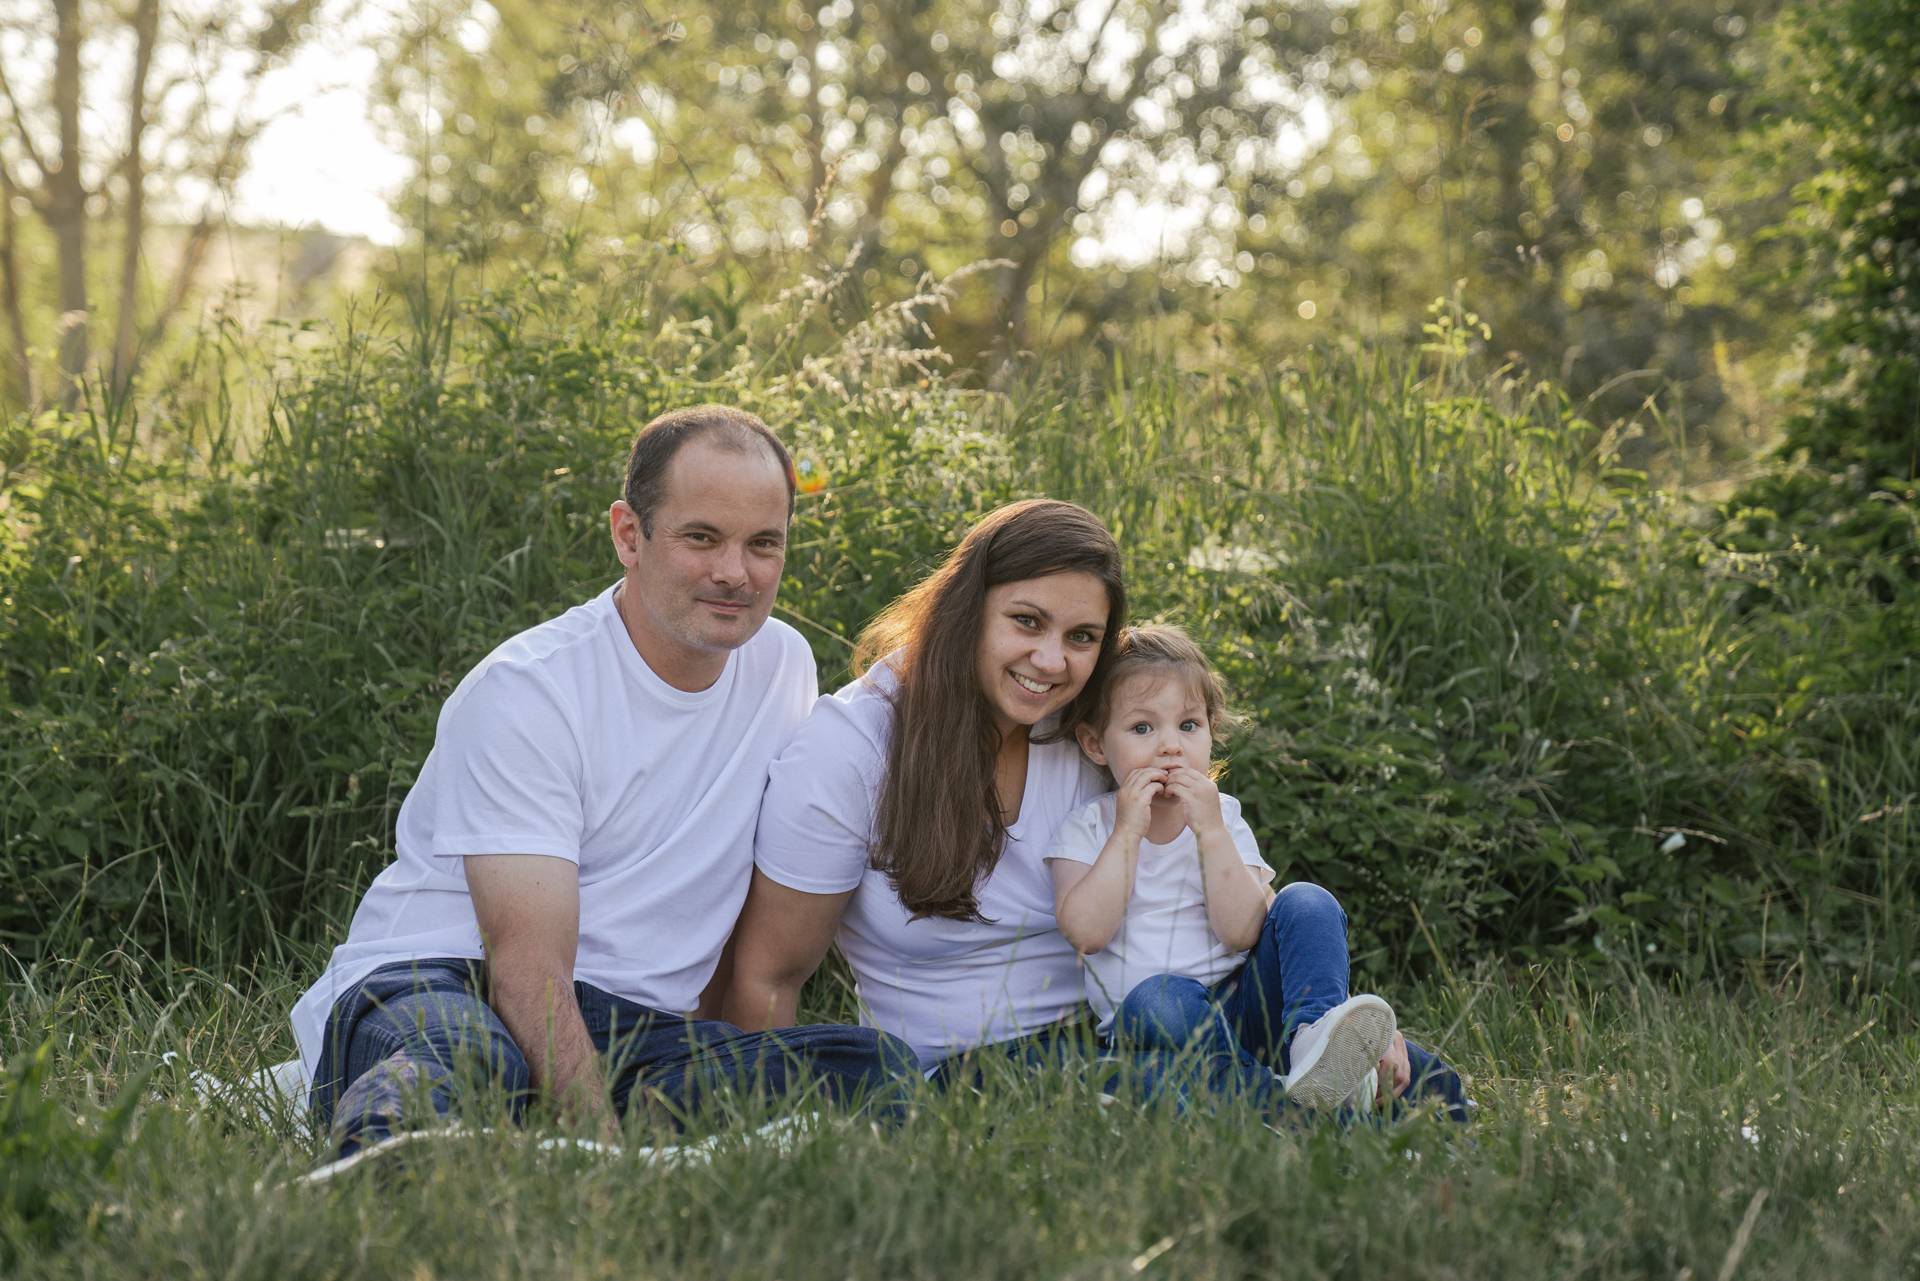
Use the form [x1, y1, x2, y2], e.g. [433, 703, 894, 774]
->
[1109, 883, 1472, 1122]
[309, 958, 919, 1155]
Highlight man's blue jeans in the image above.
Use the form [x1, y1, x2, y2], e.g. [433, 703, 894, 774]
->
[1109, 883, 1472, 1122]
[308, 958, 918, 1154]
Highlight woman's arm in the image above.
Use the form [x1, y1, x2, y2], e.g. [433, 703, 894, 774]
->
[722, 870, 854, 1030]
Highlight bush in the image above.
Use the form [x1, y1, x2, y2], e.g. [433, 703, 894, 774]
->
[2, 274, 1914, 997]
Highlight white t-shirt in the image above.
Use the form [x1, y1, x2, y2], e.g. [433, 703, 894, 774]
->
[754, 663, 1110, 1070]
[1044, 792, 1272, 1032]
[289, 583, 817, 1074]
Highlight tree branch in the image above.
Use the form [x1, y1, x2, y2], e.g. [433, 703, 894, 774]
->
[0, 46, 50, 192]
[111, 0, 161, 396]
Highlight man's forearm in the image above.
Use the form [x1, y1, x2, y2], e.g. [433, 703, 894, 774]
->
[487, 958, 608, 1119]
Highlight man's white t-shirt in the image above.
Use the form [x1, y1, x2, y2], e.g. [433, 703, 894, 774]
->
[753, 663, 1110, 1071]
[289, 583, 817, 1075]
[1044, 792, 1272, 1032]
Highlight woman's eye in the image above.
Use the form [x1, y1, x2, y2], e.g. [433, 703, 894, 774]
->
[1067, 629, 1094, 645]
[1012, 614, 1038, 629]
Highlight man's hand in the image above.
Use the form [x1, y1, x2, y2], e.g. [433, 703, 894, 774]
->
[1377, 1031, 1411, 1104]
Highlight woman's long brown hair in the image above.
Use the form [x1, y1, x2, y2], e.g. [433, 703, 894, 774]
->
[854, 499, 1126, 921]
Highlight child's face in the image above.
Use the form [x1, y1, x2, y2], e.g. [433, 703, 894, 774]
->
[1078, 669, 1213, 796]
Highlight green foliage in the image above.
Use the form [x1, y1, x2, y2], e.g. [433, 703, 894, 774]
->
[4, 959, 1919, 1278]
[1009, 302, 1919, 986]
[1770, 0, 1920, 483]
[2, 270, 1916, 993]
[0, 1041, 147, 1264]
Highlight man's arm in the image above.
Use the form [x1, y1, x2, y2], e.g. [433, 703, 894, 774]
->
[464, 853, 612, 1131]
[722, 869, 852, 1030]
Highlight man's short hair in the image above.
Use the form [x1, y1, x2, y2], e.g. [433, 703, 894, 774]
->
[623, 405, 796, 537]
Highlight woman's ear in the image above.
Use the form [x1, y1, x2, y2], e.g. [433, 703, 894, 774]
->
[1074, 722, 1107, 766]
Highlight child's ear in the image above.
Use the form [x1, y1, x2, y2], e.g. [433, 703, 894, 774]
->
[1074, 722, 1107, 766]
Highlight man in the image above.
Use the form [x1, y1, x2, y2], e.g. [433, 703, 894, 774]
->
[290, 404, 912, 1160]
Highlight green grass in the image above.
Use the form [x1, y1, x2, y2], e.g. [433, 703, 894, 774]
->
[4, 266, 1917, 1275]
[4, 960, 1917, 1278]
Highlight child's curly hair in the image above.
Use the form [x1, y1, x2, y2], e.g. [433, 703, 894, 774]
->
[1085, 623, 1243, 746]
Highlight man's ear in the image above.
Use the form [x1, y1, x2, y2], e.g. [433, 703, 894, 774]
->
[610, 499, 644, 569]
[1074, 722, 1107, 766]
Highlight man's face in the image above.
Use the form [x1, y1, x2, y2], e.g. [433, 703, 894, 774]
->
[610, 438, 791, 689]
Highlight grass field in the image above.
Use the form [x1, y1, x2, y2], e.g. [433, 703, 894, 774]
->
[5, 956, 1916, 1279]
[4, 270, 1916, 1278]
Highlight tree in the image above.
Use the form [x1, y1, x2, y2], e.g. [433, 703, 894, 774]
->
[1227, 0, 1785, 451]
[0, 0, 323, 408]
[374, 0, 1340, 372]
[1769, 0, 1919, 481]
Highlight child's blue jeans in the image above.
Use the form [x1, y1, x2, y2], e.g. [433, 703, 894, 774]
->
[1109, 882, 1473, 1122]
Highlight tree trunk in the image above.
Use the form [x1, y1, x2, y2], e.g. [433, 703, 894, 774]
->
[49, 0, 89, 409]
[110, 0, 160, 399]
[0, 163, 33, 407]
[990, 237, 1045, 385]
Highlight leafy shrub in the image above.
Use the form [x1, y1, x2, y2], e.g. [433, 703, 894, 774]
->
[2, 273, 1914, 997]
[1768, 0, 1920, 485]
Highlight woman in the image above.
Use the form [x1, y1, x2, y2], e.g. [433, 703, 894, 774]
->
[725, 499, 1465, 1116]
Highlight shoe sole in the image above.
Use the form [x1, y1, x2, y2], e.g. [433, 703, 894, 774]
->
[1283, 1000, 1397, 1111]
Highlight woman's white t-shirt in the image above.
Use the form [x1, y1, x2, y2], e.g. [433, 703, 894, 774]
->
[754, 664, 1109, 1070]
[1043, 792, 1271, 1032]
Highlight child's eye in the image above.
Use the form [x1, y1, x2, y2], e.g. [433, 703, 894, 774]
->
[1180, 719, 1202, 733]
[1128, 722, 1152, 735]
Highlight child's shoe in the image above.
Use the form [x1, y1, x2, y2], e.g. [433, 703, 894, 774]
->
[1281, 995, 1396, 1111]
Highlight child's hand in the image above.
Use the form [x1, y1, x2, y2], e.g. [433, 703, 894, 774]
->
[1162, 766, 1225, 837]
[1113, 765, 1168, 837]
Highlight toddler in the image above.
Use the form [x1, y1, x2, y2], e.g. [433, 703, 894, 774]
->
[1045, 624, 1398, 1112]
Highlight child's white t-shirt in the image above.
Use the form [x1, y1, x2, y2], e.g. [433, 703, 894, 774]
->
[288, 584, 817, 1074]
[1043, 792, 1272, 1032]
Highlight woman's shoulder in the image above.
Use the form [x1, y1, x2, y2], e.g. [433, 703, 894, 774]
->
[775, 660, 897, 767]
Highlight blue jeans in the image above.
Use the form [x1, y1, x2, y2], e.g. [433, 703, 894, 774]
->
[309, 958, 918, 1153]
[926, 1015, 1310, 1123]
[1109, 883, 1473, 1123]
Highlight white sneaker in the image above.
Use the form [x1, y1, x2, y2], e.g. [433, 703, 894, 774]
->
[1281, 995, 1396, 1111]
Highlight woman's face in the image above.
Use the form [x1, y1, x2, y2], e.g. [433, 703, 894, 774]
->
[974, 570, 1112, 735]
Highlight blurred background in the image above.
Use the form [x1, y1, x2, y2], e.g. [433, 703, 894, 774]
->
[1, 0, 1914, 987]
[0, 0, 1877, 477]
